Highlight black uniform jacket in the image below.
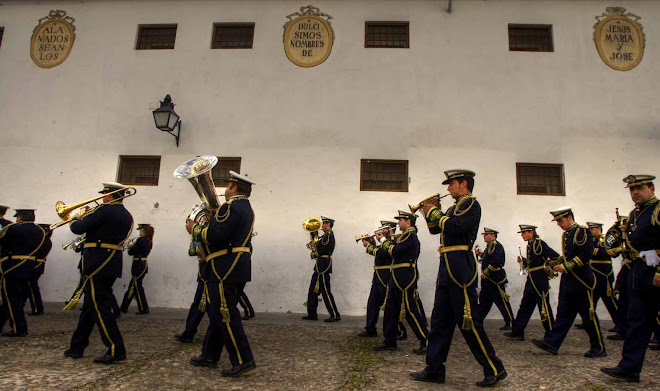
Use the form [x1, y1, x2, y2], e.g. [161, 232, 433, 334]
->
[34, 236, 53, 276]
[366, 241, 393, 286]
[481, 240, 507, 285]
[590, 235, 613, 280]
[525, 238, 560, 291]
[127, 236, 152, 276]
[425, 194, 480, 286]
[314, 231, 335, 274]
[560, 223, 595, 288]
[194, 195, 254, 284]
[382, 228, 420, 287]
[624, 196, 660, 287]
[70, 202, 133, 279]
[0, 218, 12, 227]
[0, 222, 46, 279]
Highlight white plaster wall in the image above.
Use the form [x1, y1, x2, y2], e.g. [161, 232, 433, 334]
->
[0, 0, 659, 319]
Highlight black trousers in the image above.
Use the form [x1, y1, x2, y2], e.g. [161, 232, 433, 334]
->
[365, 281, 407, 338]
[615, 265, 630, 335]
[201, 281, 254, 366]
[382, 278, 428, 346]
[181, 280, 208, 340]
[425, 283, 505, 378]
[617, 263, 660, 374]
[511, 277, 555, 337]
[238, 291, 255, 317]
[69, 277, 126, 357]
[120, 273, 149, 313]
[592, 272, 624, 331]
[25, 273, 44, 315]
[544, 278, 604, 352]
[476, 282, 513, 327]
[0, 277, 28, 334]
[306, 272, 340, 318]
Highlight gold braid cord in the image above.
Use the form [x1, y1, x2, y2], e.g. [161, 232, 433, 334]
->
[198, 281, 209, 312]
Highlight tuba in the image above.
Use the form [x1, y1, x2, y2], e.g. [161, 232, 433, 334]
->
[174, 155, 220, 227]
[303, 216, 323, 252]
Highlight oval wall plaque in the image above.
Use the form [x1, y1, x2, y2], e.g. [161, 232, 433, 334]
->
[30, 10, 76, 69]
[283, 5, 334, 68]
[593, 7, 645, 72]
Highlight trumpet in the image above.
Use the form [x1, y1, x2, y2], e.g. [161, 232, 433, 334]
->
[409, 193, 450, 215]
[62, 235, 85, 250]
[355, 234, 375, 243]
[123, 237, 139, 250]
[50, 186, 137, 230]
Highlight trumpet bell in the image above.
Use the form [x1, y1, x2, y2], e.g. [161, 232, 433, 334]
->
[408, 203, 422, 214]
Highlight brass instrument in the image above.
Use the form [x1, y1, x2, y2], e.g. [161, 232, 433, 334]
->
[544, 257, 564, 279]
[174, 155, 221, 228]
[409, 193, 450, 214]
[303, 216, 323, 251]
[474, 245, 482, 263]
[62, 235, 85, 250]
[50, 186, 137, 230]
[518, 247, 528, 275]
[605, 208, 631, 260]
[355, 233, 375, 243]
[122, 237, 139, 250]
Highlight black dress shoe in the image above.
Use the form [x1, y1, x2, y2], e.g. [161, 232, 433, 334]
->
[242, 314, 255, 320]
[189, 355, 217, 368]
[476, 369, 507, 387]
[649, 341, 660, 351]
[607, 333, 625, 341]
[324, 316, 341, 322]
[412, 342, 427, 355]
[410, 369, 445, 384]
[1, 331, 27, 337]
[358, 330, 377, 338]
[532, 339, 558, 355]
[503, 332, 524, 341]
[93, 352, 126, 364]
[302, 315, 318, 321]
[608, 326, 618, 333]
[136, 311, 150, 315]
[63, 348, 83, 359]
[174, 333, 193, 343]
[397, 333, 408, 341]
[584, 348, 607, 358]
[221, 360, 256, 377]
[573, 323, 585, 330]
[600, 366, 640, 382]
[500, 324, 512, 331]
[373, 343, 396, 352]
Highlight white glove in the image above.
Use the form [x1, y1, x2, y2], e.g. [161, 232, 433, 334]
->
[640, 250, 660, 267]
[378, 236, 386, 245]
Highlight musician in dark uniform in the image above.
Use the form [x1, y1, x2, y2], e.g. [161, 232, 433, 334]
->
[175, 239, 210, 343]
[475, 228, 514, 330]
[580, 222, 625, 340]
[187, 171, 256, 377]
[601, 175, 660, 382]
[0, 205, 11, 227]
[532, 207, 606, 358]
[411, 170, 506, 387]
[25, 223, 52, 316]
[303, 216, 341, 322]
[0, 209, 46, 337]
[360, 220, 408, 341]
[63, 182, 133, 364]
[504, 225, 559, 341]
[373, 211, 429, 355]
[120, 224, 153, 315]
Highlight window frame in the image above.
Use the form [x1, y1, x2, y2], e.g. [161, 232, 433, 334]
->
[135, 24, 178, 50]
[364, 21, 410, 49]
[360, 159, 409, 193]
[516, 162, 565, 196]
[211, 157, 242, 186]
[117, 155, 162, 186]
[508, 24, 554, 53]
[211, 22, 255, 49]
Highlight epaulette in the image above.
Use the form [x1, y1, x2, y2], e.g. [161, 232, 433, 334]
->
[321, 232, 331, 245]
[574, 226, 588, 246]
[215, 203, 231, 223]
[652, 201, 660, 226]
[533, 239, 543, 256]
[453, 195, 476, 217]
[0, 222, 15, 238]
[487, 241, 496, 255]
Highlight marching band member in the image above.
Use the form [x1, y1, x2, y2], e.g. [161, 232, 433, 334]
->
[303, 216, 341, 322]
[187, 171, 256, 377]
[601, 175, 660, 382]
[373, 211, 428, 355]
[0, 209, 46, 337]
[532, 207, 606, 358]
[474, 227, 514, 331]
[504, 225, 559, 341]
[25, 224, 52, 316]
[63, 182, 133, 364]
[120, 224, 153, 315]
[411, 170, 506, 387]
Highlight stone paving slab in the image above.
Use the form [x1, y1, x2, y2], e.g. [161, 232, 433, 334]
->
[0, 303, 658, 390]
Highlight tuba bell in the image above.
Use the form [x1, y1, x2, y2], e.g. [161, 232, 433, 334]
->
[303, 216, 323, 251]
[174, 155, 220, 227]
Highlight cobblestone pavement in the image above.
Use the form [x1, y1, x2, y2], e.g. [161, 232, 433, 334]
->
[0, 303, 658, 390]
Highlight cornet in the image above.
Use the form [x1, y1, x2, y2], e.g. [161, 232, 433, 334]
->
[517, 247, 528, 276]
[123, 237, 139, 250]
[409, 193, 450, 215]
[62, 235, 85, 250]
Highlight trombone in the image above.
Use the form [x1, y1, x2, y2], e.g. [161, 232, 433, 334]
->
[62, 235, 85, 250]
[50, 187, 137, 230]
[409, 193, 450, 214]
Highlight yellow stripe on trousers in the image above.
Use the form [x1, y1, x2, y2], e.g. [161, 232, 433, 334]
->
[221, 284, 243, 365]
[322, 274, 338, 318]
[90, 279, 115, 357]
[404, 290, 427, 340]
[3, 279, 16, 333]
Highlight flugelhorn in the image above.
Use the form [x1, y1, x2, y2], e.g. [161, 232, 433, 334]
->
[51, 186, 137, 230]
[409, 193, 450, 214]
[62, 235, 85, 250]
